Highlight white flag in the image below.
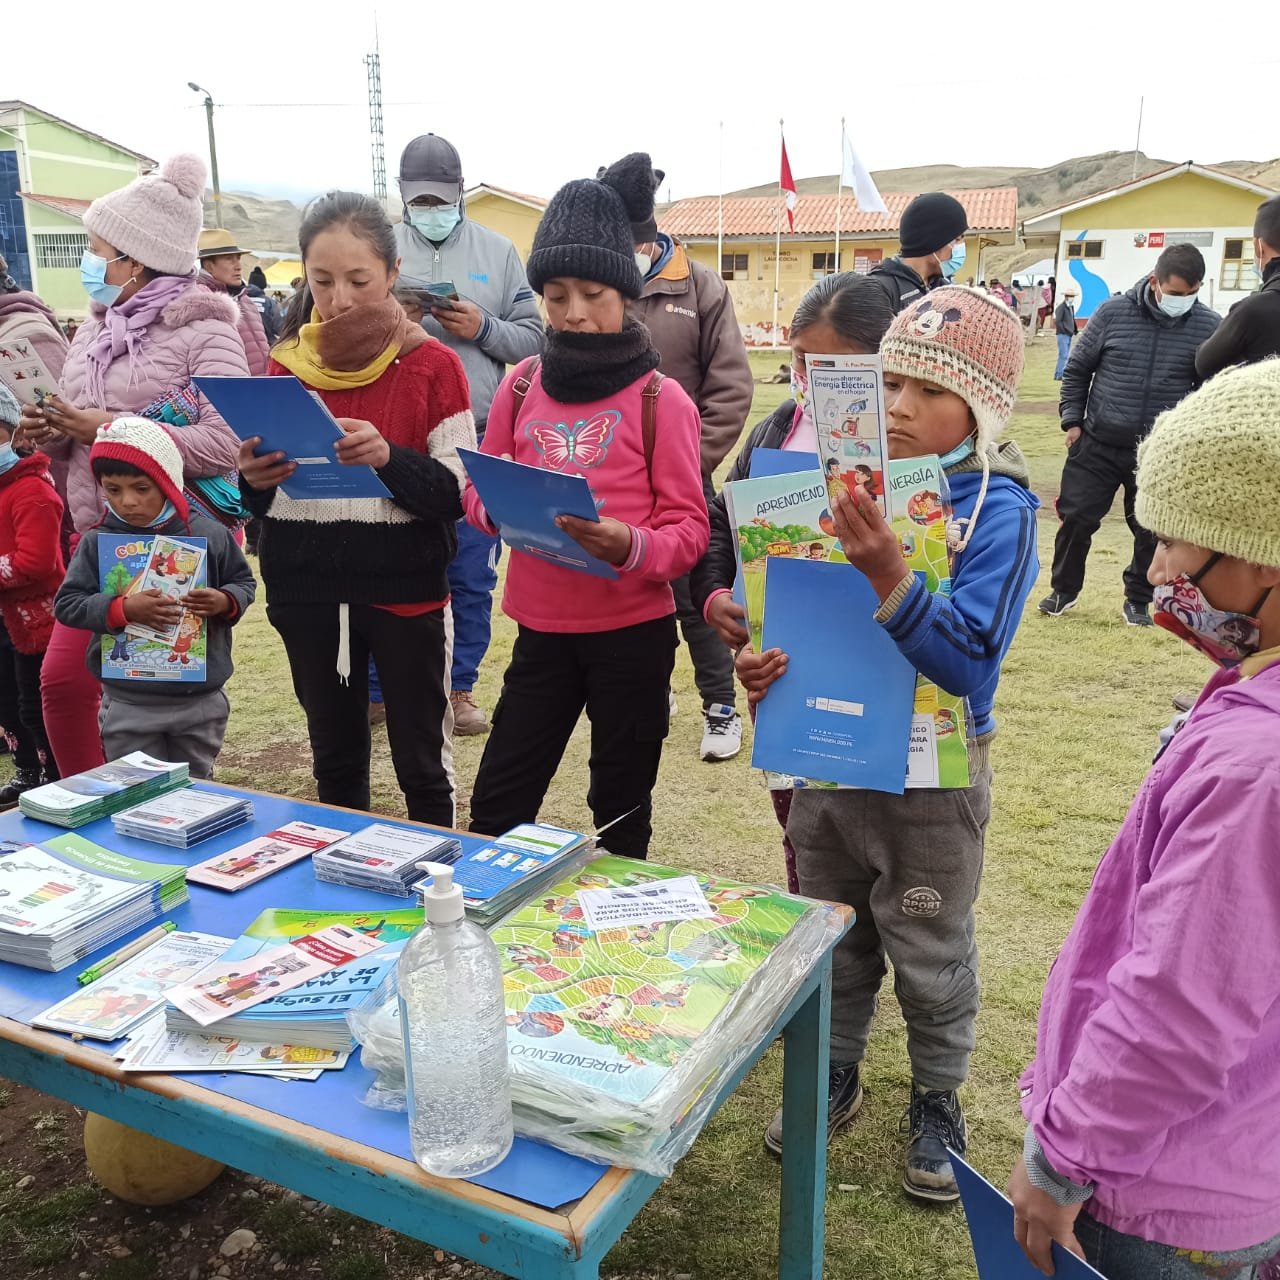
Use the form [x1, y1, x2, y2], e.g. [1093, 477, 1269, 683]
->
[842, 135, 888, 214]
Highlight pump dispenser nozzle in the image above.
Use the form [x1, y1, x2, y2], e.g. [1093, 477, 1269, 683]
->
[415, 861, 465, 924]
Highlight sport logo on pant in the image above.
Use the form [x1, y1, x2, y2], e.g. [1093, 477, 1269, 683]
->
[902, 886, 942, 918]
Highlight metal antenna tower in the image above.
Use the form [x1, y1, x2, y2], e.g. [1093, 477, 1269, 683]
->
[364, 26, 387, 201]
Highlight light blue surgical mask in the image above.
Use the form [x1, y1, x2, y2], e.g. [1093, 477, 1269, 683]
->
[939, 433, 977, 468]
[0, 443, 19, 475]
[80, 249, 128, 306]
[940, 240, 967, 280]
[1155, 284, 1197, 318]
[408, 203, 462, 241]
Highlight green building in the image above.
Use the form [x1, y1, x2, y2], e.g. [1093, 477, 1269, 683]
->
[0, 100, 154, 319]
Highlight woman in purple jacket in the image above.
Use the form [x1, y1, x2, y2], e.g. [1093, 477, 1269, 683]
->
[1009, 358, 1280, 1278]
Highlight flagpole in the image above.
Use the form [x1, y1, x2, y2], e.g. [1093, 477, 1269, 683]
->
[773, 118, 783, 349]
[717, 120, 724, 282]
[835, 116, 844, 273]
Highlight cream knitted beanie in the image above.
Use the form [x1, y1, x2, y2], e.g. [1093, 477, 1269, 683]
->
[1136, 358, 1280, 568]
[880, 286, 1025, 447]
[84, 154, 206, 277]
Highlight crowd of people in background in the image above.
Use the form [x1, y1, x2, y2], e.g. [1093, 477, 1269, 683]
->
[1, 135, 1280, 1279]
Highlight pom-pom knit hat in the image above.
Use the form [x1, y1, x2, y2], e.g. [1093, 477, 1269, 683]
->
[84, 154, 207, 277]
[526, 153, 659, 299]
[90, 417, 189, 522]
[1137, 358, 1280, 569]
[880, 286, 1025, 447]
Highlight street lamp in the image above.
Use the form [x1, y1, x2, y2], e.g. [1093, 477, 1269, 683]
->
[187, 82, 222, 228]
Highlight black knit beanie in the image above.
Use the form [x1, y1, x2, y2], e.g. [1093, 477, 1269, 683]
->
[527, 153, 659, 299]
[899, 192, 969, 257]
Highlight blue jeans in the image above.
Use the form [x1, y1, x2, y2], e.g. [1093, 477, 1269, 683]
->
[1055, 333, 1074, 379]
[1077, 1214, 1280, 1280]
[448, 517, 501, 692]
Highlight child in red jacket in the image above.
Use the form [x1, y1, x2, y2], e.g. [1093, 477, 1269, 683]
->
[0, 383, 65, 801]
[461, 155, 709, 858]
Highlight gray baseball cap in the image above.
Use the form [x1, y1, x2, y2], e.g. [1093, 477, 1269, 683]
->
[398, 134, 464, 204]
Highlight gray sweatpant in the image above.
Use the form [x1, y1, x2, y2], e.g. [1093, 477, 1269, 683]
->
[786, 760, 993, 1091]
[99, 688, 230, 781]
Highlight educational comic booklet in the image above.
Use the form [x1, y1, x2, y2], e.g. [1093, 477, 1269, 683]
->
[166, 924, 385, 1027]
[723, 468, 835, 651]
[0, 337, 60, 407]
[98, 534, 208, 682]
[120, 534, 207, 649]
[186, 821, 349, 891]
[117, 1014, 348, 1076]
[33, 930, 233, 1040]
[805, 353, 889, 516]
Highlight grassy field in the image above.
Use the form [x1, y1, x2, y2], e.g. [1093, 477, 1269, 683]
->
[8, 338, 1207, 1280]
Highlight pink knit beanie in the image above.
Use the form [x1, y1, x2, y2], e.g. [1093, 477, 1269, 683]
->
[880, 286, 1025, 447]
[83, 154, 207, 277]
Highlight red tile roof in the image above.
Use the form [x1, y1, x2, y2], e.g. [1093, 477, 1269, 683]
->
[659, 187, 1018, 239]
[20, 193, 92, 220]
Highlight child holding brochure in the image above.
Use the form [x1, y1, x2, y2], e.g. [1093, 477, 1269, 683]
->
[1009, 362, 1280, 1279]
[53, 418, 255, 777]
[462, 155, 708, 858]
[738, 287, 1038, 1203]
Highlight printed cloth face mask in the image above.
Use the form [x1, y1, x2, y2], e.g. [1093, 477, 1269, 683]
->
[1153, 551, 1271, 668]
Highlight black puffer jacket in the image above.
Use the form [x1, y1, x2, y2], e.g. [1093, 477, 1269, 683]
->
[1194, 258, 1280, 380]
[866, 257, 937, 314]
[1059, 278, 1220, 447]
[689, 402, 794, 616]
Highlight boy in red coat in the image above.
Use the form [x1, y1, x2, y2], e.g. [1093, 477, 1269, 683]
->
[0, 382, 65, 802]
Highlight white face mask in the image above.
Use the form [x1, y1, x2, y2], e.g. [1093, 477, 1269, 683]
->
[1156, 286, 1197, 318]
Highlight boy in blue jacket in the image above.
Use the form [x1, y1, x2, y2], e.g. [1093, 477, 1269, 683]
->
[740, 288, 1038, 1202]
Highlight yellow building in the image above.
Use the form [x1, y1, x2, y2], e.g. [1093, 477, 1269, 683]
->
[1021, 163, 1276, 320]
[657, 188, 1019, 344]
[462, 185, 547, 265]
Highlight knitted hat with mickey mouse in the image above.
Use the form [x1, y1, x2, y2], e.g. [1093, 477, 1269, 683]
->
[90, 416, 190, 522]
[880, 285, 1025, 448]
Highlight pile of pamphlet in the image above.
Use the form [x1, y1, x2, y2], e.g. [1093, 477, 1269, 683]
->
[449, 823, 593, 925]
[0, 835, 189, 971]
[112, 789, 254, 849]
[313, 824, 461, 896]
[19, 753, 190, 828]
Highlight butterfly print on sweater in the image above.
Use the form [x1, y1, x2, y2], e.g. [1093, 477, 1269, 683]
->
[525, 411, 621, 471]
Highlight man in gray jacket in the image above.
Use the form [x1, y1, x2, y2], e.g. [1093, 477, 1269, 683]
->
[394, 134, 544, 735]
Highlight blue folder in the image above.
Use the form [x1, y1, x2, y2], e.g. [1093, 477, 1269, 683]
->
[748, 447, 821, 479]
[751, 557, 915, 792]
[193, 376, 393, 501]
[953, 1153, 1107, 1279]
[459, 447, 619, 580]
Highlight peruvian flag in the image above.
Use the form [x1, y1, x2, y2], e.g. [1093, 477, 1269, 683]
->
[780, 137, 797, 231]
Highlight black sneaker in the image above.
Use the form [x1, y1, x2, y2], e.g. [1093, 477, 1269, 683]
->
[1123, 601, 1153, 628]
[0, 768, 43, 810]
[901, 1084, 966, 1203]
[763, 1063, 863, 1158]
[1038, 591, 1077, 618]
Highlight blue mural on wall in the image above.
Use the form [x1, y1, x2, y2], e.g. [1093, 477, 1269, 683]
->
[0, 150, 31, 290]
[1067, 230, 1108, 319]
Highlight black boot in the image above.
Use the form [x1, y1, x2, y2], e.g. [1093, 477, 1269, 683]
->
[0, 767, 44, 809]
[901, 1083, 966, 1203]
[763, 1063, 863, 1158]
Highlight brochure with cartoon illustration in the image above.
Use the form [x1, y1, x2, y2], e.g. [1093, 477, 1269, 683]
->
[118, 1015, 348, 1075]
[33, 930, 233, 1040]
[119, 533, 207, 649]
[166, 924, 385, 1027]
[186, 821, 349, 891]
[0, 338, 60, 407]
[723, 468, 835, 651]
[805, 353, 889, 516]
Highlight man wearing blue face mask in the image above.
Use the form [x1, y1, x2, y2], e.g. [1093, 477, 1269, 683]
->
[867, 192, 970, 314]
[393, 134, 544, 737]
[1042, 243, 1220, 628]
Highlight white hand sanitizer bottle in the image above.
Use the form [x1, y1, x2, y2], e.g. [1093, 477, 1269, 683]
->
[398, 861, 513, 1178]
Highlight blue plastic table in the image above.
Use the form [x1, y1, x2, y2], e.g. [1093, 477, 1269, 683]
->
[0, 786, 845, 1279]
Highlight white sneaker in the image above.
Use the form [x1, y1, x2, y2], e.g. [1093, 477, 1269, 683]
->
[668, 687, 679, 718]
[700, 703, 742, 762]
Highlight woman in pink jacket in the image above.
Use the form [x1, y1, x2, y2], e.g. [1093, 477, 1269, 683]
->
[1009, 360, 1280, 1279]
[20, 154, 247, 776]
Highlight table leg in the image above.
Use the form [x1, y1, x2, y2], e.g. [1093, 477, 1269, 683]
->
[777, 956, 831, 1280]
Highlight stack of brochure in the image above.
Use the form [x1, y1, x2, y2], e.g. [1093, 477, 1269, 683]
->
[19, 753, 189, 828]
[313, 823, 461, 896]
[164, 907, 422, 1051]
[0, 836, 189, 971]
[451, 823, 593, 925]
[111, 789, 254, 849]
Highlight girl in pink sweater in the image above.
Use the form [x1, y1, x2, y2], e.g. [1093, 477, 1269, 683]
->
[462, 155, 708, 858]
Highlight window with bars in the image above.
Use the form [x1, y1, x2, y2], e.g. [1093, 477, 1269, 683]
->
[1065, 240, 1104, 260]
[812, 252, 837, 278]
[721, 252, 749, 281]
[1221, 237, 1256, 291]
[34, 232, 89, 270]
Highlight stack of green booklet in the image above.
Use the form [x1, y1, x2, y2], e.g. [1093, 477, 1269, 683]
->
[493, 855, 834, 1174]
[19, 753, 190, 828]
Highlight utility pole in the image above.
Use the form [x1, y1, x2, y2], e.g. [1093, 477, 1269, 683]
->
[187, 83, 222, 228]
[365, 25, 387, 202]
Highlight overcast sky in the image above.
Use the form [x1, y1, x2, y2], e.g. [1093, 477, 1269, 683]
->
[9, 0, 1279, 207]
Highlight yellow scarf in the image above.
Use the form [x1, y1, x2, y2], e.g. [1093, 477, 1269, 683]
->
[272, 298, 423, 390]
